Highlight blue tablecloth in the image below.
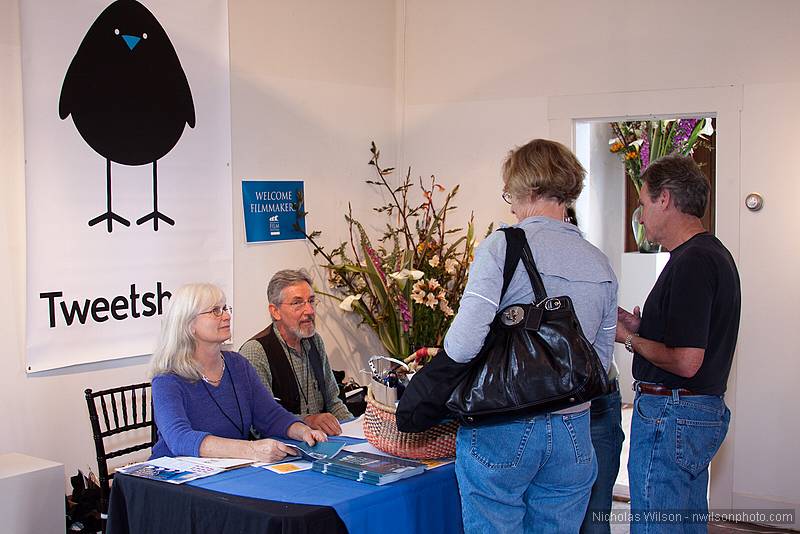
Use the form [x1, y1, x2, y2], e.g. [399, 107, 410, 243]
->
[190, 459, 463, 533]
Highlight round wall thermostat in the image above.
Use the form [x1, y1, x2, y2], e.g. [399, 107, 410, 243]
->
[745, 193, 764, 211]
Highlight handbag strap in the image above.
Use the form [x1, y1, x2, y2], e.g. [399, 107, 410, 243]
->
[499, 227, 549, 303]
[520, 238, 548, 302]
[498, 227, 525, 299]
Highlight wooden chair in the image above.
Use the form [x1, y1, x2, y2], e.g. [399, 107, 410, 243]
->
[84, 382, 157, 519]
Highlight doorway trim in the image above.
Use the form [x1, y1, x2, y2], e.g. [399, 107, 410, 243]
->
[546, 85, 742, 509]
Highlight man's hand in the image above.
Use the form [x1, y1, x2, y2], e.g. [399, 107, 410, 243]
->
[303, 413, 342, 436]
[286, 421, 329, 446]
[299, 427, 328, 447]
[616, 306, 641, 342]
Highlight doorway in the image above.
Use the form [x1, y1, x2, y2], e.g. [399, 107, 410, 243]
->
[574, 116, 717, 501]
[548, 83, 743, 516]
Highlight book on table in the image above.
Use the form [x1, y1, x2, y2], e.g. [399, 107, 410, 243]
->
[117, 457, 226, 484]
[118, 456, 253, 484]
[175, 456, 253, 470]
[312, 451, 425, 485]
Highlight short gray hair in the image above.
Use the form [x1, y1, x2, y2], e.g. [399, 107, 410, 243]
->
[642, 154, 709, 218]
[267, 269, 313, 305]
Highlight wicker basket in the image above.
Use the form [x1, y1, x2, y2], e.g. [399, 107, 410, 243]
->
[363, 386, 458, 460]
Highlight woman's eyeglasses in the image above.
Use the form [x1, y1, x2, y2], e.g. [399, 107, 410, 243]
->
[281, 297, 318, 311]
[198, 305, 233, 318]
[502, 191, 512, 204]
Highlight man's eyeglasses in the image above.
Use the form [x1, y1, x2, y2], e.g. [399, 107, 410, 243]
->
[198, 305, 233, 318]
[502, 191, 512, 204]
[281, 297, 318, 311]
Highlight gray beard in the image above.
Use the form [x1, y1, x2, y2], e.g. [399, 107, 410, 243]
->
[291, 322, 316, 340]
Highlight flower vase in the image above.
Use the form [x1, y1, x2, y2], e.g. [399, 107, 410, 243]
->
[631, 205, 661, 253]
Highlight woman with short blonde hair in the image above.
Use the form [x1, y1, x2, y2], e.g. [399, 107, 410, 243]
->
[444, 139, 618, 533]
[501, 138, 585, 204]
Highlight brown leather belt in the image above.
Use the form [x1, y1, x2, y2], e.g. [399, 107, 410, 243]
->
[636, 383, 697, 397]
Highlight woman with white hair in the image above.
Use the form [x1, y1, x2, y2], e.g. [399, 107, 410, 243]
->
[149, 283, 326, 462]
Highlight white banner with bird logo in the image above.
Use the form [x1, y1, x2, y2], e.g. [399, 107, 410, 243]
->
[20, 0, 232, 371]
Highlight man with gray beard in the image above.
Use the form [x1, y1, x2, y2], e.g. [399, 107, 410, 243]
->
[240, 269, 352, 436]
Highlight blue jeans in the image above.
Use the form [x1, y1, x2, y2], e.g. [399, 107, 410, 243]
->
[455, 409, 597, 534]
[628, 390, 730, 534]
[581, 386, 625, 534]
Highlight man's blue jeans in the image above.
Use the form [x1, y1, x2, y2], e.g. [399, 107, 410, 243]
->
[628, 390, 730, 534]
[455, 409, 597, 534]
[581, 385, 625, 534]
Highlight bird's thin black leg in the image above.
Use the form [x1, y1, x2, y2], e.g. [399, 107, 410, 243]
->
[88, 159, 130, 232]
[136, 160, 175, 231]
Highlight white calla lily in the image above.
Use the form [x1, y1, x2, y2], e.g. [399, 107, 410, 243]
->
[389, 269, 424, 281]
[700, 118, 714, 137]
[339, 293, 362, 312]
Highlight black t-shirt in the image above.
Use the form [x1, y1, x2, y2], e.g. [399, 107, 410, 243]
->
[632, 233, 741, 395]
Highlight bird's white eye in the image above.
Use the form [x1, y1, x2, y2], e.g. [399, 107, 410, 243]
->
[114, 28, 120, 35]
[142, 33, 148, 39]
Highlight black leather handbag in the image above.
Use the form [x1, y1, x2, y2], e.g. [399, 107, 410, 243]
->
[445, 227, 609, 424]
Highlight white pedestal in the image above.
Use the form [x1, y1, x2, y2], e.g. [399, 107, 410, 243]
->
[615, 252, 670, 404]
[0, 453, 65, 534]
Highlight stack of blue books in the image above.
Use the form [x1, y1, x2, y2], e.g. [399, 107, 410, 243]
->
[312, 451, 425, 485]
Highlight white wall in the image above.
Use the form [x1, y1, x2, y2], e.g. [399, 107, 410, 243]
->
[227, 0, 397, 380]
[400, 0, 800, 523]
[733, 81, 800, 514]
[1, 0, 395, 488]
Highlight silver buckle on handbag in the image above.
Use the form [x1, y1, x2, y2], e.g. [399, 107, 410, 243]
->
[501, 305, 525, 326]
[543, 298, 562, 311]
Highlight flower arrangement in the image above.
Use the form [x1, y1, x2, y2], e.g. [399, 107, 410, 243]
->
[609, 118, 713, 195]
[296, 143, 491, 361]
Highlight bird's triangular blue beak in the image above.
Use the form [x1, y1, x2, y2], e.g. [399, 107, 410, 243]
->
[122, 35, 141, 50]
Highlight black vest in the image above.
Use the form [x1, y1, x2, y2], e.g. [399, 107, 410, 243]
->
[250, 325, 328, 415]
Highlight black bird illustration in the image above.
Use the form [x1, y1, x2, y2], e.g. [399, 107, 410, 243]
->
[59, 0, 195, 232]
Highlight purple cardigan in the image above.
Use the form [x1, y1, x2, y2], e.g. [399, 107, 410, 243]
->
[151, 351, 301, 458]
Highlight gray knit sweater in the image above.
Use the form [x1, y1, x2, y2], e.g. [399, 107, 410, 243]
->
[444, 216, 618, 411]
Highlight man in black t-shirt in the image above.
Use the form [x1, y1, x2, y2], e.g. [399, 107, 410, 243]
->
[616, 155, 741, 533]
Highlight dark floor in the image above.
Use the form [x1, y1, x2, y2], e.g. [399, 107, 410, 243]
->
[609, 500, 797, 534]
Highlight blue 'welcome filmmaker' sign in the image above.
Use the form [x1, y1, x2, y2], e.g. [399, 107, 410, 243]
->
[242, 180, 305, 243]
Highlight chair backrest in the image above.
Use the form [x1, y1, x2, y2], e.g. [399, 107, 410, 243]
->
[85, 382, 157, 513]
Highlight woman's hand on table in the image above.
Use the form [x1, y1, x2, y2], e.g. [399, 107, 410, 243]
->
[249, 438, 297, 463]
